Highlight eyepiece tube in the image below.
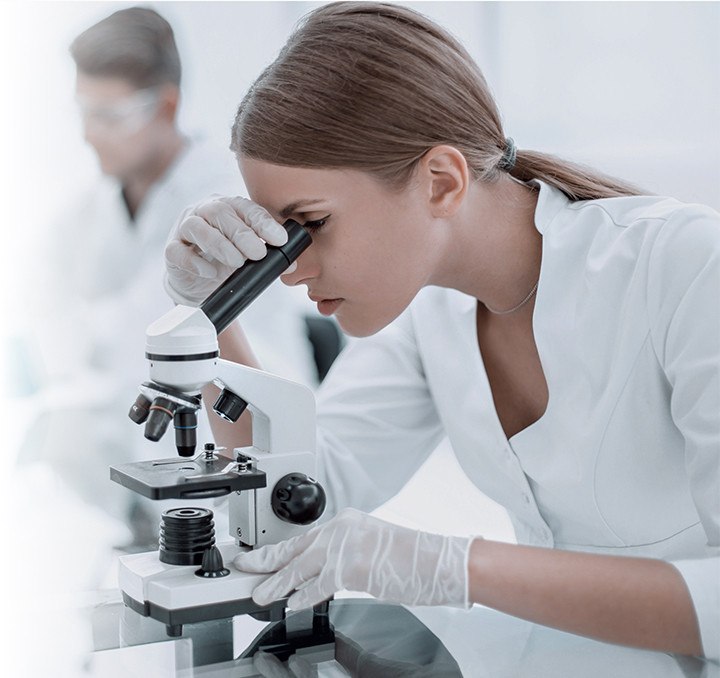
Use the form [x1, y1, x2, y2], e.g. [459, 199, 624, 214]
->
[200, 219, 311, 335]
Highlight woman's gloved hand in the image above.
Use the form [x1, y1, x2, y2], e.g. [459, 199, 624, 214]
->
[233, 508, 473, 611]
[164, 195, 290, 305]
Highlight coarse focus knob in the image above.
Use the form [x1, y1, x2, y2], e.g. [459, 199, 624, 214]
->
[271, 473, 327, 525]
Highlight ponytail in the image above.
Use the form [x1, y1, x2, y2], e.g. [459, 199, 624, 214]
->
[510, 149, 645, 200]
[232, 2, 645, 202]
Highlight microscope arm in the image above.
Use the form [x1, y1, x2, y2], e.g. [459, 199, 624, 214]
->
[215, 359, 315, 456]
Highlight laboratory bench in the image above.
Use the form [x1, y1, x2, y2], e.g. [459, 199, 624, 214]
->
[83, 589, 719, 678]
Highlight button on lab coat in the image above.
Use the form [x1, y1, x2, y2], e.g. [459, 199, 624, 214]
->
[315, 181, 720, 658]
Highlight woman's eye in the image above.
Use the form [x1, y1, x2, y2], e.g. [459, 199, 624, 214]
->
[303, 217, 329, 232]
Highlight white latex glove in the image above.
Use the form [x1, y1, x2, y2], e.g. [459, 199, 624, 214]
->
[164, 195, 291, 305]
[233, 508, 473, 611]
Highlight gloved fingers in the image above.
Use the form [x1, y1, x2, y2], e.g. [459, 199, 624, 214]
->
[176, 213, 249, 268]
[220, 196, 289, 247]
[233, 527, 320, 573]
[285, 576, 334, 611]
[249, 550, 325, 607]
[164, 239, 219, 279]
[229, 226, 269, 262]
[193, 199, 269, 260]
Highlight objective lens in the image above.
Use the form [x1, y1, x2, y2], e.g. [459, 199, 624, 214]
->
[174, 408, 197, 457]
[144, 396, 177, 442]
[129, 393, 151, 424]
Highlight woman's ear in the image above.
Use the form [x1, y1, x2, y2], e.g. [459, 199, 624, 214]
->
[419, 145, 469, 218]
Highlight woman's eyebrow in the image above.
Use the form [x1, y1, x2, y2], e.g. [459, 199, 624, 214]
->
[279, 199, 325, 220]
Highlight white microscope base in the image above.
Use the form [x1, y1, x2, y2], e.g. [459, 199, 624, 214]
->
[119, 541, 271, 612]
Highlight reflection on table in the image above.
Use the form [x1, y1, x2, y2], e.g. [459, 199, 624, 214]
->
[87, 592, 719, 678]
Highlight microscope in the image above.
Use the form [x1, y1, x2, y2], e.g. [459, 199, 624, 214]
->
[110, 219, 330, 648]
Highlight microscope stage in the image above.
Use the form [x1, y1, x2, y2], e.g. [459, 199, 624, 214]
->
[110, 453, 266, 500]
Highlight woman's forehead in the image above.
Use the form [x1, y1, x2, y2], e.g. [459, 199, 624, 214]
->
[237, 156, 371, 210]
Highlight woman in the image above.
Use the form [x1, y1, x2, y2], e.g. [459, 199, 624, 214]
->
[163, 2, 718, 658]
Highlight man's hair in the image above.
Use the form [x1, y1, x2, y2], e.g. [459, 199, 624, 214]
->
[70, 6, 181, 89]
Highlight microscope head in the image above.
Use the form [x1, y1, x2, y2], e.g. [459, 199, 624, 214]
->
[127, 219, 312, 457]
[127, 304, 217, 455]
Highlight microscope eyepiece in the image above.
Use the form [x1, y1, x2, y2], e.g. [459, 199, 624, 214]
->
[201, 219, 312, 335]
[144, 396, 177, 442]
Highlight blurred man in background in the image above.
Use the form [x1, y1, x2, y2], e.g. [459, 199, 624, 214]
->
[18, 7, 320, 549]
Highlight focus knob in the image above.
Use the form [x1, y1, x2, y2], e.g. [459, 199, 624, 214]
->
[271, 473, 326, 525]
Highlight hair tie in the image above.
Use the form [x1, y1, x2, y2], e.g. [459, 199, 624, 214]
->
[497, 137, 517, 171]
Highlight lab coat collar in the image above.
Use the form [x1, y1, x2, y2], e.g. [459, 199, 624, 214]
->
[452, 180, 568, 315]
[530, 180, 571, 235]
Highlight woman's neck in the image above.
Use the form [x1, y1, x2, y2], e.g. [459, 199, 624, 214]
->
[436, 176, 541, 312]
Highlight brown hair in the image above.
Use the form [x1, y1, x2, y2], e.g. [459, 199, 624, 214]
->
[70, 7, 181, 89]
[231, 1, 642, 201]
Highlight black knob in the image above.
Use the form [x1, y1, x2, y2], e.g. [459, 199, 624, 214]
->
[195, 546, 230, 578]
[271, 473, 327, 525]
[212, 389, 248, 423]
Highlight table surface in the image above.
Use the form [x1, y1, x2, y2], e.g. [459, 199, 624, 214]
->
[84, 590, 719, 678]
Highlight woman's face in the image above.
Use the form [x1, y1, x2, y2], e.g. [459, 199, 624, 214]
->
[238, 156, 445, 337]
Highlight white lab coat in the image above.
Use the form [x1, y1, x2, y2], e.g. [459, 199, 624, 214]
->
[21, 138, 316, 524]
[314, 181, 720, 658]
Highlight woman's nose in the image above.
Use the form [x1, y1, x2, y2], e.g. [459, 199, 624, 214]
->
[280, 249, 318, 287]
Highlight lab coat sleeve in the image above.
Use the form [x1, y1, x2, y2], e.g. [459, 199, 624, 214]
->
[314, 306, 444, 518]
[647, 204, 720, 660]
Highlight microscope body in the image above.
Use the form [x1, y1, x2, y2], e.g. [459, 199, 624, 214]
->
[110, 220, 326, 635]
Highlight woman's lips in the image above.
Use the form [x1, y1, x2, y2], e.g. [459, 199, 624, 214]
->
[316, 298, 343, 316]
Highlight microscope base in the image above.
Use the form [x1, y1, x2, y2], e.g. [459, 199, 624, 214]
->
[119, 542, 286, 637]
[121, 590, 287, 636]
